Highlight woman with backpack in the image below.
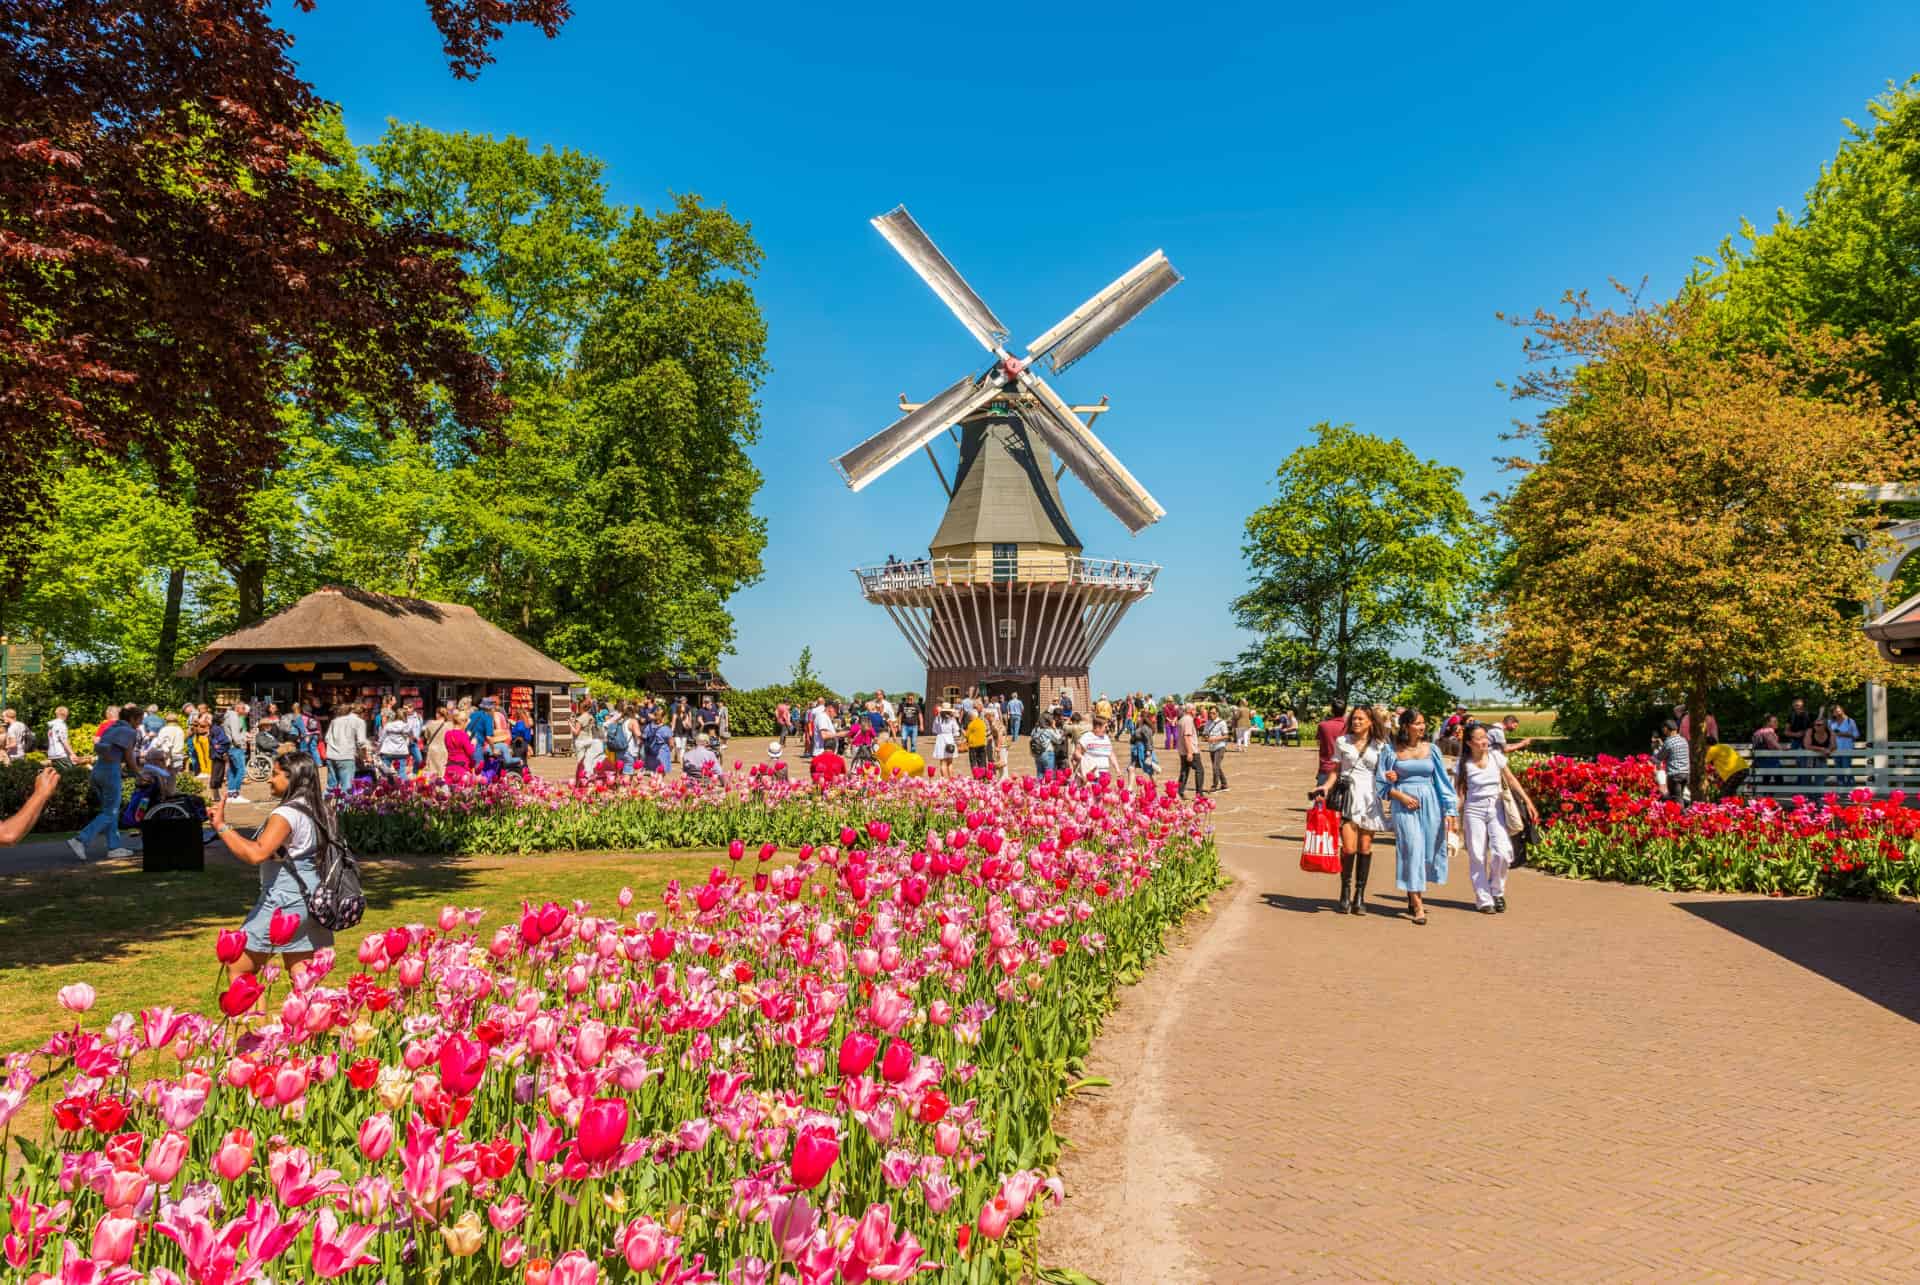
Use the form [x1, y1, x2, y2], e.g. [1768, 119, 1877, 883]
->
[208, 751, 341, 980]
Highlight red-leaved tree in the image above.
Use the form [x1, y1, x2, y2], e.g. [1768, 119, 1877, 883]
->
[0, 0, 570, 614]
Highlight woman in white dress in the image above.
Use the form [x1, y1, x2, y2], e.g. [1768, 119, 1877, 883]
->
[1453, 723, 1539, 914]
[1314, 705, 1391, 917]
[930, 705, 959, 777]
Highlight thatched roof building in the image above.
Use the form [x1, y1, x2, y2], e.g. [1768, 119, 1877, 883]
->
[181, 587, 581, 719]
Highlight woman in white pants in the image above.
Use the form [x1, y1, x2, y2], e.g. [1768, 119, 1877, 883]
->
[1454, 724, 1539, 914]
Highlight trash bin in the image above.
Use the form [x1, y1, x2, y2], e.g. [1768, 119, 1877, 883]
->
[141, 799, 207, 874]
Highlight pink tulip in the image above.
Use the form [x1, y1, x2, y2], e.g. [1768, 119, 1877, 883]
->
[488, 1194, 529, 1232]
[574, 1098, 628, 1165]
[437, 905, 462, 933]
[310, 1207, 379, 1278]
[395, 956, 426, 988]
[56, 983, 94, 1014]
[268, 908, 300, 947]
[550, 1249, 598, 1285]
[141, 1006, 187, 1050]
[838, 1031, 878, 1077]
[977, 1193, 1017, 1240]
[99, 1169, 147, 1212]
[358, 1113, 394, 1162]
[573, 1021, 607, 1068]
[91, 1212, 139, 1266]
[933, 1120, 961, 1158]
[213, 1127, 254, 1180]
[880, 1039, 913, 1084]
[156, 1082, 207, 1130]
[620, 1215, 665, 1272]
[437, 1035, 487, 1096]
[144, 1131, 188, 1184]
[215, 929, 247, 964]
[790, 1123, 839, 1190]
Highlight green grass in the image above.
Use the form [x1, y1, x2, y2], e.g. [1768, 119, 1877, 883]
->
[0, 850, 720, 1054]
[1467, 709, 1558, 739]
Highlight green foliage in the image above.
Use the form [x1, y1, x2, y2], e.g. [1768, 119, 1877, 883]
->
[724, 679, 845, 739]
[1709, 78, 1920, 448]
[1221, 423, 1486, 706]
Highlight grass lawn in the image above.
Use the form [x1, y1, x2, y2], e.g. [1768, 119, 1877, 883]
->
[0, 849, 721, 1055]
[1468, 708, 1559, 739]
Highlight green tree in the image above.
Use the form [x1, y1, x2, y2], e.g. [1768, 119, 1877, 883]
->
[1223, 423, 1486, 706]
[1486, 290, 1904, 788]
[1711, 78, 1920, 453]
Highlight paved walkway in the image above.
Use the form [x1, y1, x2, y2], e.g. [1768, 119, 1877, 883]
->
[1043, 741, 1920, 1281]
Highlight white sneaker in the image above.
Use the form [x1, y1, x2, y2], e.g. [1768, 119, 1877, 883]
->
[66, 838, 88, 863]
[106, 847, 135, 859]
[228, 795, 251, 805]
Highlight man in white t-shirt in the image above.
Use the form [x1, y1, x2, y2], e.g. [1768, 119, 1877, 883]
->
[45, 707, 74, 765]
[809, 700, 835, 757]
[1077, 716, 1115, 778]
[2, 709, 26, 760]
[323, 702, 367, 792]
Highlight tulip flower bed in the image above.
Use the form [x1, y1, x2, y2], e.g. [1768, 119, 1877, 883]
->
[2, 773, 1218, 1283]
[1519, 755, 1920, 898]
[337, 772, 1024, 857]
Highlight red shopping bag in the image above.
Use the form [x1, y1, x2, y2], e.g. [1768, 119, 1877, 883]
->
[1300, 800, 1342, 874]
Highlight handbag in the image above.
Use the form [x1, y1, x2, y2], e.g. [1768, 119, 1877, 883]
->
[1300, 801, 1342, 874]
[1325, 773, 1354, 818]
[1499, 784, 1527, 837]
[283, 803, 367, 932]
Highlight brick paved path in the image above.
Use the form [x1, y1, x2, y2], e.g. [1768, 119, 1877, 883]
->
[1042, 741, 1920, 1281]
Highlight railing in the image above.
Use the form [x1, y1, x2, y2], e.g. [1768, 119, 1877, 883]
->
[853, 555, 1160, 595]
[1729, 741, 1920, 800]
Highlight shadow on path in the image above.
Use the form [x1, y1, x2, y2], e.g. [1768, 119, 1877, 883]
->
[1677, 898, 1920, 1024]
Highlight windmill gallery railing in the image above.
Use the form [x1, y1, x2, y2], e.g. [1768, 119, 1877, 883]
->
[852, 556, 1160, 673]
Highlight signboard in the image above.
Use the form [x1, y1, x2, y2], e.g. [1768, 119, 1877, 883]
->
[0, 642, 43, 676]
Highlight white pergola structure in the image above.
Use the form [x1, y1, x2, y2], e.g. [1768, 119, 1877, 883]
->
[1856, 485, 1920, 744]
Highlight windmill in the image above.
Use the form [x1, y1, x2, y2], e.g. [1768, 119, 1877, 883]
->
[840, 205, 1180, 718]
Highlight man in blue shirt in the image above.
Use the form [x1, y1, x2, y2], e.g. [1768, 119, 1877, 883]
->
[70, 705, 141, 862]
[1828, 703, 1861, 778]
[1006, 693, 1024, 740]
[642, 709, 673, 774]
[467, 700, 497, 757]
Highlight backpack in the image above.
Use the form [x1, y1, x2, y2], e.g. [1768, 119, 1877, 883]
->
[283, 803, 367, 932]
[604, 717, 630, 753]
[15, 726, 33, 754]
[209, 724, 232, 759]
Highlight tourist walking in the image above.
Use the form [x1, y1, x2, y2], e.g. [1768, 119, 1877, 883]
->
[1376, 708, 1458, 925]
[642, 708, 672, 774]
[1204, 704, 1230, 790]
[68, 705, 141, 863]
[377, 710, 414, 779]
[1030, 713, 1060, 776]
[1162, 696, 1179, 751]
[1655, 719, 1690, 803]
[1315, 700, 1347, 788]
[1078, 715, 1116, 779]
[1454, 723, 1538, 914]
[222, 700, 251, 801]
[931, 704, 959, 777]
[964, 705, 990, 774]
[45, 706, 74, 766]
[207, 751, 337, 981]
[898, 693, 921, 752]
[324, 701, 368, 792]
[1233, 699, 1253, 750]
[1314, 705, 1390, 916]
[1177, 702, 1207, 797]
[1129, 715, 1158, 786]
[1006, 691, 1024, 739]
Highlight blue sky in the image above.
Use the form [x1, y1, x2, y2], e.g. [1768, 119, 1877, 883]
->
[281, 0, 1919, 697]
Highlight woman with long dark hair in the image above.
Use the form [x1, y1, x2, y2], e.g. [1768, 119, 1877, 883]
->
[1374, 708, 1458, 925]
[208, 750, 339, 978]
[1314, 704, 1391, 915]
[1454, 722, 1538, 914]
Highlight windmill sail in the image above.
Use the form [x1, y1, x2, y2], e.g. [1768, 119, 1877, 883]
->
[1027, 251, 1182, 374]
[833, 373, 1004, 491]
[871, 206, 1009, 353]
[1017, 374, 1165, 533]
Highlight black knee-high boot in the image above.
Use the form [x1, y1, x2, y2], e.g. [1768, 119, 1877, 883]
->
[1337, 851, 1355, 913]
[1351, 850, 1372, 917]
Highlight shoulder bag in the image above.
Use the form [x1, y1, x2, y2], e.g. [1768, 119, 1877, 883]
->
[284, 804, 368, 932]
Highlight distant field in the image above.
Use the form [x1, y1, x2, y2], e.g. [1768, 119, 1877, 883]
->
[1467, 709, 1558, 739]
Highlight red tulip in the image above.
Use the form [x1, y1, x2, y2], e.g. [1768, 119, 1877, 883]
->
[219, 973, 263, 1017]
[537, 902, 565, 938]
[383, 926, 411, 960]
[215, 929, 247, 964]
[837, 1031, 878, 1077]
[728, 839, 745, 861]
[840, 826, 858, 847]
[790, 1123, 839, 1189]
[345, 1057, 380, 1090]
[758, 841, 777, 862]
[575, 1097, 629, 1165]
[880, 1039, 913, 1084]
[917, 1088, 949, 1124]
[648, 929, 673, 962]
[475, 1138, 519, 1180]
[268, 908, 300, 947]
[438, 1034, 487, 1096]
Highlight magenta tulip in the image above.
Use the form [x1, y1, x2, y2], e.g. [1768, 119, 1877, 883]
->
[575, 1097, 628, 1164]
[880, 1038, 913, 1084]
[838, 1030, 878, 1077]
[438, 1034, 487, 1096]
[790, 1123, 840, 1190]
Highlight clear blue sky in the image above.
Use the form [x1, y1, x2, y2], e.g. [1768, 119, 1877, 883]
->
[280, 0, 1919, 697]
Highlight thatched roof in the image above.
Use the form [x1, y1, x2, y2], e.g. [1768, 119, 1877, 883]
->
[180, 587, 582, 685]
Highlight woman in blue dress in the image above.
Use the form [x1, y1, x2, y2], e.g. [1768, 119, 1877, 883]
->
[1375, 708, 1458, 925]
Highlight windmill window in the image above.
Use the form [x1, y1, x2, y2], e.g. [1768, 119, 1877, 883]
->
[998, 617, 1018, 639]
[992, 543, 1018, 582]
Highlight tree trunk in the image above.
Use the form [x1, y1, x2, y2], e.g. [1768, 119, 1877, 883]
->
[1334, 588, 1350, 703]
[1687, 682, 1709, 796]
[234, 561, 267, 626]
[153, 565, 186, 683]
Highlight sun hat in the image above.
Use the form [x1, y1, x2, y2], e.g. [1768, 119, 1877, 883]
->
[767, 740, 784, 757]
